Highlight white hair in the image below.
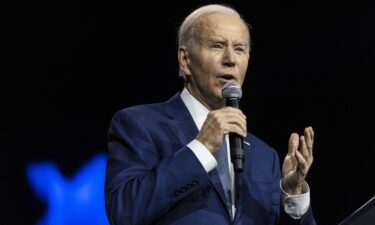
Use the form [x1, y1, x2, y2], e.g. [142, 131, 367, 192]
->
[177, 4, 251, 79]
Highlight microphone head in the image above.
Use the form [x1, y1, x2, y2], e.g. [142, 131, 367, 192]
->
[222, 82, 242, 99]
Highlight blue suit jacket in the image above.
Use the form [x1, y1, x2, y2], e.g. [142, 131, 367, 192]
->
[105, 93, 316, 225]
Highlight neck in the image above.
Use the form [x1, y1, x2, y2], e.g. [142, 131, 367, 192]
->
[185, 84, 224, 111]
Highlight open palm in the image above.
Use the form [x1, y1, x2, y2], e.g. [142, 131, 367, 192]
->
[282, 127, 314, 194]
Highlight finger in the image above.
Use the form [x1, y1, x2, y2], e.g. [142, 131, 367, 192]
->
[225, 123, 247, 137]
[216, 106, 246, 120]
[299, 135, 309, 158]
[219, 111, 247, 135]
[304, 127, 314, 157]
[221, 107, 247, 120]
[208, 110, 246, 131]
[310, 126, 314, 143]
[288, 133, 299, 155]
[299, 139, 313, 166]
[209, 108, 247, 137]
[212, 109, 245, 123]
[295, 151, 308, 177]
[228, 119, 247, 136]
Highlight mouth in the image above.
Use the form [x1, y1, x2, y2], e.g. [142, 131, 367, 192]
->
[217, 74, 236, 83]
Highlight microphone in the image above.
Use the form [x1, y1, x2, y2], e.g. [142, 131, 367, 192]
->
[222, 82, 244, 173]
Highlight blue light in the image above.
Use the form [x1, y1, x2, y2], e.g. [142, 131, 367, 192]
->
[27, 153, 110, 225]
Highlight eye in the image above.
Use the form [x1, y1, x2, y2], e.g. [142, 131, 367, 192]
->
[211, 43, 223, 49]
[235, 47, 246, 53]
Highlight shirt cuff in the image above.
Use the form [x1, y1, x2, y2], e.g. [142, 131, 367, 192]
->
[280, 180, 310, 219]
[187, 139, 217, 172]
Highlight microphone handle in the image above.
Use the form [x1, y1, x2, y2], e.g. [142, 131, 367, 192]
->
[226, 98, 244, 173]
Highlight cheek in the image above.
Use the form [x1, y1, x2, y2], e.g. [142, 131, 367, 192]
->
[238, 66, 248, 84]
[240, 60, 249, 73]
[240, 57, 249, 69]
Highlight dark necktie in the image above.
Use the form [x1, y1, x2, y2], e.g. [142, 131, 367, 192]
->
[213, 138, 232, 214]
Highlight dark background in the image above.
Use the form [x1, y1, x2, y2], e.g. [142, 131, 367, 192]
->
[4, 0, 375, 224]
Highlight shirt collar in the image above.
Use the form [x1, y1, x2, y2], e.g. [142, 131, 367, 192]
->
[180, 88, 210, 131]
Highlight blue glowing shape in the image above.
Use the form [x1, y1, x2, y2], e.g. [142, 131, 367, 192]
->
[27, 153, 110, 225]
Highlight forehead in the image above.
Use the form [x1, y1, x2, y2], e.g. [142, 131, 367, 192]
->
[194, 13, 249, 41]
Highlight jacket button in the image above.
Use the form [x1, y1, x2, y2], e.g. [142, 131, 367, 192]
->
[192, 178, 199, 186]
[186, 183, 193, 189]
[174, 190, 181, 196]
[180, 187, 187, 193]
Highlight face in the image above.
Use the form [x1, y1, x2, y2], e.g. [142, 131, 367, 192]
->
[179, 13, 250, 110]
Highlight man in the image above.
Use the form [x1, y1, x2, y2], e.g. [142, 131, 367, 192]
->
[105, 4, 316, 225]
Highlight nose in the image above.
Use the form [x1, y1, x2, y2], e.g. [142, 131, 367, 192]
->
[222, 47, 235, 67]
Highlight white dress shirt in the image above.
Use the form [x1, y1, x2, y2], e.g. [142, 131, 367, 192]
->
[180, 88, 310, 219]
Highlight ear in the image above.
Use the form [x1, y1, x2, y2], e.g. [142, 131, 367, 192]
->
[178, 46, 192, 76]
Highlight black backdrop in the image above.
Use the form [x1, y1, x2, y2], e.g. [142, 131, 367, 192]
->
[4, 0, 375, 224]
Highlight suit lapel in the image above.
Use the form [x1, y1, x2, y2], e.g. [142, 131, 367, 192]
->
[164, 92, 198, 145]
[164, 93, 232, 217]
[209, 169, 232, 216]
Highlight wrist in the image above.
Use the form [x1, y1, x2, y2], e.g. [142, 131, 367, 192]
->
[282, 180, 304, 195]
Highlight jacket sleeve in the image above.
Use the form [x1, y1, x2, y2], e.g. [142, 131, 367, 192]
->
[104, 111, 210, 225]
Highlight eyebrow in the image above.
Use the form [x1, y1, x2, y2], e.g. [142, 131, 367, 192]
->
[206, 38, 248, 47]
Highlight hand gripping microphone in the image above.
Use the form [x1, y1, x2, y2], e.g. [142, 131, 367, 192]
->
[222, 82, 244, 173]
